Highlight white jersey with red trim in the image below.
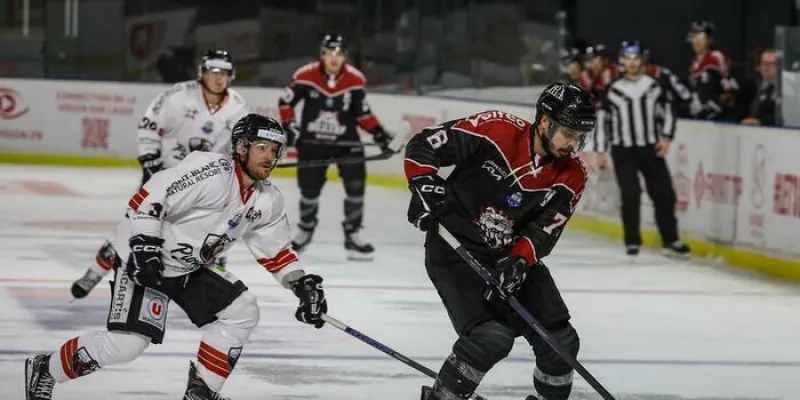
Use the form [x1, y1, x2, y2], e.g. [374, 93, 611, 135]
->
[137, 81, 252, 169]
[112, 151, 302, 286]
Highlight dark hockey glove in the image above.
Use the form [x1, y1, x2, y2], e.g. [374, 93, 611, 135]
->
[126, 234, 165, 287]
[138, 152, 163, 186]
[495, 255, 529, 295]
[282, 120, 301, 147]
[370, 126, 394, 153]
[407, 174, 447, 232]
[292, 274, 327, 328]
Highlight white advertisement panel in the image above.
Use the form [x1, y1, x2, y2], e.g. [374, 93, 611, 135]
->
[736, 130, 800, 255]
[0, 77, 798, 258]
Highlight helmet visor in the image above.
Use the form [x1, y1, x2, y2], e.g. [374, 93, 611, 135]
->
[550, 120, 591, 153]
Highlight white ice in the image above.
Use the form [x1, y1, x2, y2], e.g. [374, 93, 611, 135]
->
[0, 164, 799, 400]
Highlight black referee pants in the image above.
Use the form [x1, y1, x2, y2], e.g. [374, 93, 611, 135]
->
[610, 145, 679, 247]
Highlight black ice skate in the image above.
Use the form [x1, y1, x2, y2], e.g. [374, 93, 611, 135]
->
[70, 269, 104, 299]
[663, 241, 691, 259]
[344, 228, 374, 261]
[625, 245, 640, 257]
[25, 353, 55, 400]
[291, 223, 316, 254]
[420, 385, 435, 400]
[184, 361, 230, 400]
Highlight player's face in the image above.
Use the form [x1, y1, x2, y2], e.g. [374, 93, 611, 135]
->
[691, 33, 709, 53]
[246, 139, 282, 180]
[203, 70, 230, 93]
[566, 62, 582, 81]
[622, 54, 643, 74]
[321, 49, 346, 74]
[548, 123, 584, 157]
[585, 56, 603, 74]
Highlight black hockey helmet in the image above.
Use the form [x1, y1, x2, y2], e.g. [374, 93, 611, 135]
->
[584, 44, 608, 60]
[534, 82, 596, 154]
[231, 114, 287, 169]
[320, 33, 347, 54]
[560, 47, 584, 68]
[198, 48, 236, 81]
[688, 21, 715, 40]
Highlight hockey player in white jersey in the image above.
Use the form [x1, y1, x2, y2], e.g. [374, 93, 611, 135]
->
[70, 48, 251, 300]
[25, 114, 328, 400]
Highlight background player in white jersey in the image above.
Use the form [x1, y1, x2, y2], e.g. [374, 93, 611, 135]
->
[25, 114, 328, 400]
[69, 48, 251, 300]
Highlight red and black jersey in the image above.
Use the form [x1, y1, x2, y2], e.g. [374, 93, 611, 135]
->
[579, 64, 619, 108]
[689, 50, 732, 118]
[404, 110, 587, 265]
[278, 62, 382, 141]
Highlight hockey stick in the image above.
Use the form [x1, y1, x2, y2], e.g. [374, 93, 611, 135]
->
[301, 138, 383, 148]
[276, 127, 410, 169]
[437, 225, 617, 400]
[321, 314, 490, 400]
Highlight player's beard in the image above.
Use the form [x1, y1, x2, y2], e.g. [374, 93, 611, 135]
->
[246, 157, 273, 181]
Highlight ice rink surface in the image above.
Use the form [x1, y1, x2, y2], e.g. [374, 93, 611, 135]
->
[0, 164, 799, 400]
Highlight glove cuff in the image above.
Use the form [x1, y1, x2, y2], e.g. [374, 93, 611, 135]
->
[509, 238, 537, 266]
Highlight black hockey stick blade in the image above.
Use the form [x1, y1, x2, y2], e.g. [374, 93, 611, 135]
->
[321, 314, 489, 400]
[437, 225, 617, 400]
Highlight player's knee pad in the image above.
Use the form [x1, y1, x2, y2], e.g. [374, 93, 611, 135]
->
[455, 320, 516, 372]
[343, 179, 365, 198]
[215, 291, 260, 341]
[92, 330, 150, 366]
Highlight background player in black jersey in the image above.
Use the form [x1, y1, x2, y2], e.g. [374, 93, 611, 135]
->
[278, 33, 393, 261]
[404, 83, 596, 400]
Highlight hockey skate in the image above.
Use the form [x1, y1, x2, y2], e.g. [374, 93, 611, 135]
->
[344, 228, 374, 261]
[70, 269, 105, 299]
[184, 361, 230, 400]
[291, 222, 316, 254]
[420, 385, 434, 400]
[25, 353, 55, 400]
[663, 241, 691, 260]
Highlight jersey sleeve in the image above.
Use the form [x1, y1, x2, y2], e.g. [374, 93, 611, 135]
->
[242, 188, 304, 288]
[126, 152, 225, 238]
[592, 87, 611, 153]
[277, 81, 308, 123]
[656, 85, 676, 139]
[137, 85, 181, 157]
[403, 117, 485, 179]
[350, 87, 382, 133]
[509, 160, 587, 265]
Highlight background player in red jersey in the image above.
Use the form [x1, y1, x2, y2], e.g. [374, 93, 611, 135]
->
[403, 82, 597, 400]
[278, 33, 393, 261]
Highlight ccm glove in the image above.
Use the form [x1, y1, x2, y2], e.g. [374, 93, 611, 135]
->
[126, 234, 165, 287]
[407, 174, 447, 232]
[370, 126, 394, 153]
[292, 274, 327, 328]
[495, 255, 529, 295]
[137, 152, 163, 186]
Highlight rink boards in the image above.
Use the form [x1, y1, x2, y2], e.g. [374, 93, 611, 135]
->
[0, 77, 798, 280]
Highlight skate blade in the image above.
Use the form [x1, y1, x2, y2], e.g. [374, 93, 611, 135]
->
[346, 251, 374, 262]
[662, 250, 691, 260]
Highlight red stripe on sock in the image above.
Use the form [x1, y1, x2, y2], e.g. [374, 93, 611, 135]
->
[197, 352, 230, 378]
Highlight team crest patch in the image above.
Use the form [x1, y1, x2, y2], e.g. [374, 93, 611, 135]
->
[474, 206, 515, 249]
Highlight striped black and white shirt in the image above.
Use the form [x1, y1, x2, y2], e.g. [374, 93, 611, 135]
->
[593, 74, 675, 152]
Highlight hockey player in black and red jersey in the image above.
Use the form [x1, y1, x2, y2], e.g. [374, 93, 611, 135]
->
[687, 21, 735, 120]
[404, 82, 596, 400]
[579, 44, 618, 108]
[278, 33, 393, 261]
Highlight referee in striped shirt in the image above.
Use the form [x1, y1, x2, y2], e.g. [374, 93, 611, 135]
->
[594, 41, 690, 259]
